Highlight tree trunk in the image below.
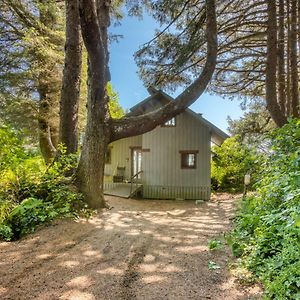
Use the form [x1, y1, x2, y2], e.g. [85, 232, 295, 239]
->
[290, 0, 300, 117]
[110, 0, 217, 141]
[286, 0, 291, 116]
[59, 0, 82, 154]
[38, 89, 57, 164]
[266, 0, 287, 127]
[75, 0, 111, 208]
[298, 0, 300, 53]
[37, 0, 60, 163]
[76, 0, 217, 208]
[277, 0, 286, 115]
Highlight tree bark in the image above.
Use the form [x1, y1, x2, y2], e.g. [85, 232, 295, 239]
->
[266, 0, 287, 127]
[38, 88, 57, 164]
[110, 0, 218, 142]
[59, 0, 83, 154]
[298, 0, 300, 53]
[290, 0, 300, 117]
[75, 0, 217, 208]
[277, 0, 286, 115]
[37, 0, 60, 163]
[286, 0, 291, 116]
[75, 0, 111, 208]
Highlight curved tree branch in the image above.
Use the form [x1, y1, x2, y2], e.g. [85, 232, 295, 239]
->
[109, 0, 217, 142]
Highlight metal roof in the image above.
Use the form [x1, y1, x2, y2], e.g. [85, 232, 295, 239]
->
[128, 89, 229, 145]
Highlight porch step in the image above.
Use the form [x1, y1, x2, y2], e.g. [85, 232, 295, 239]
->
[104, 183, 142, 198]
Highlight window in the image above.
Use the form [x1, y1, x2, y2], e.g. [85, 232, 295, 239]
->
[162, 117, 176, 127]
[105, 147, 112, 164]
[180, 150, 198, 169]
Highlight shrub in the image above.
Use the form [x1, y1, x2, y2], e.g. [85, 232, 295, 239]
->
[0, 224, 13, 241]
[208, 239, 224, 250]
[211, 136, 262, 192]
[228, 119, 300, 299]
[0, 126, 28, 172]
[0, 128, 90, 241]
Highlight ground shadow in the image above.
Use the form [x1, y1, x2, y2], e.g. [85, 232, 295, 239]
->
[0, 195, 262, 300]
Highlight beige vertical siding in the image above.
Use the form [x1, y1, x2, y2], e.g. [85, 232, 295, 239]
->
[142, 111, 211, 189]
[143, 186, 210, 200]
[104, 111, 212, 200]
[104, 135, 142, 181]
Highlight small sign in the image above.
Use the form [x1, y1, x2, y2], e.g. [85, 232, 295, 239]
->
[244, 174, 251, 185]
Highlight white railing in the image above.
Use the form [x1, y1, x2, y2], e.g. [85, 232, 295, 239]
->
[130, 170, 143, 196]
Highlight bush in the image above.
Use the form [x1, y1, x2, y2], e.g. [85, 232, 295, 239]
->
[0, 128, 90, 241]
[228, 119, 300, 299]
[7, 197, 51, 238]
[0, 126, 28, 172]
[211, 136, 262, 192]
[0, 224, 13, 241]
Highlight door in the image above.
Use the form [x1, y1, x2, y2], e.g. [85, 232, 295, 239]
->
[131, 147, 142, 180]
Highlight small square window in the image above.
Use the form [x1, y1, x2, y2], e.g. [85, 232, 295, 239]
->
[105, 147, 112, 164]
[162, 117, 176, 127]
[180, 151, 198, 169]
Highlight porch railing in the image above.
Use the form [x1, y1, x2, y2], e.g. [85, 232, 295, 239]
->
[130, 170, 143, 196]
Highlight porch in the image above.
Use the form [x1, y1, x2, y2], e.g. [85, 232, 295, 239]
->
[104, 182, 143, 198]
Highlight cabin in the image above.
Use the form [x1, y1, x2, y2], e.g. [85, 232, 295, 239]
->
[104, 90, 229, 200]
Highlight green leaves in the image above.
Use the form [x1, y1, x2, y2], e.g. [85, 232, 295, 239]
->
[0, 130, 91, 241]
[211, 136, 262, 192]
[228, 119, 300, 299]
[0, 224, 13, 241]
[107, 83, 124, 119]
[208, 239, 224, 251]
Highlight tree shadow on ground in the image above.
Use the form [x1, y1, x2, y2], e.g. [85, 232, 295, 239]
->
[0, 195, 262, 300]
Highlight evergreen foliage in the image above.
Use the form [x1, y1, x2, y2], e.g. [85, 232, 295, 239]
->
[211, 136, 261, 192]
[0, 127, 91, 241]
[228, 119, 300, 299]
[227, 101, 275, 148]
[0, 0, 64, 141]
[107, 82, 125, 119]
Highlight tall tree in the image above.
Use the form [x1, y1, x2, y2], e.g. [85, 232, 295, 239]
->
[266, 0, 287, 126]
[0, 0, 65, 162]
[277, 0, 286, 115]
[227, 101, 275, 150]
[75, 0, 217, 208]
[135, 0, 300, 126]
[290, 0, 299, 117]
[59, 0, 82, 154]
[37, 1, 61, 162]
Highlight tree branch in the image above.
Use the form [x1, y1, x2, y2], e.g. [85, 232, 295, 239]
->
[110, 0, 217, 142]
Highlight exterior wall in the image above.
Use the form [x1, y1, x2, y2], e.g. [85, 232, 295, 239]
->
[104, 135, 142, 181]
[141, 111, 211, 199]
[143, 186, 210, 200]
[104, 111, 212, 200]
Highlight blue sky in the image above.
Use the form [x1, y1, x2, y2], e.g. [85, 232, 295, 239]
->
[109, 13, 243, 133]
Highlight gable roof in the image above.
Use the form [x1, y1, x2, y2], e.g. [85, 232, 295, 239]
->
[128, 89, 229, 146]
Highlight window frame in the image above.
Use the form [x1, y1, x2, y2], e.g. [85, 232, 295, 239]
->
[179, 150, 199, 169]
[162, 117, 176, 127]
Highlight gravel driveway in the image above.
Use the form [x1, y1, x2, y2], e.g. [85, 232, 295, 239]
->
[0, 195, 261, 300]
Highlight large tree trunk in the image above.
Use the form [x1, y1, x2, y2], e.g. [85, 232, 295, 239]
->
[290, 0, 300, 117]
[286, 0, 291, 116]
[75, 0, 111, 208]
[59, 0, 82, 154]
[298, 0, 300, 53]
[266, 0, 287, 127]
[110, 0, 217, 141]
[38, 86, 57, 164]
[277, 0, 286, 115]
[37, 0, 60, 163]
[76, 0, 217, 208]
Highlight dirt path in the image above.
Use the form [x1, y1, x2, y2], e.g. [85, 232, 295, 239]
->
[0, 195, 261, 300]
